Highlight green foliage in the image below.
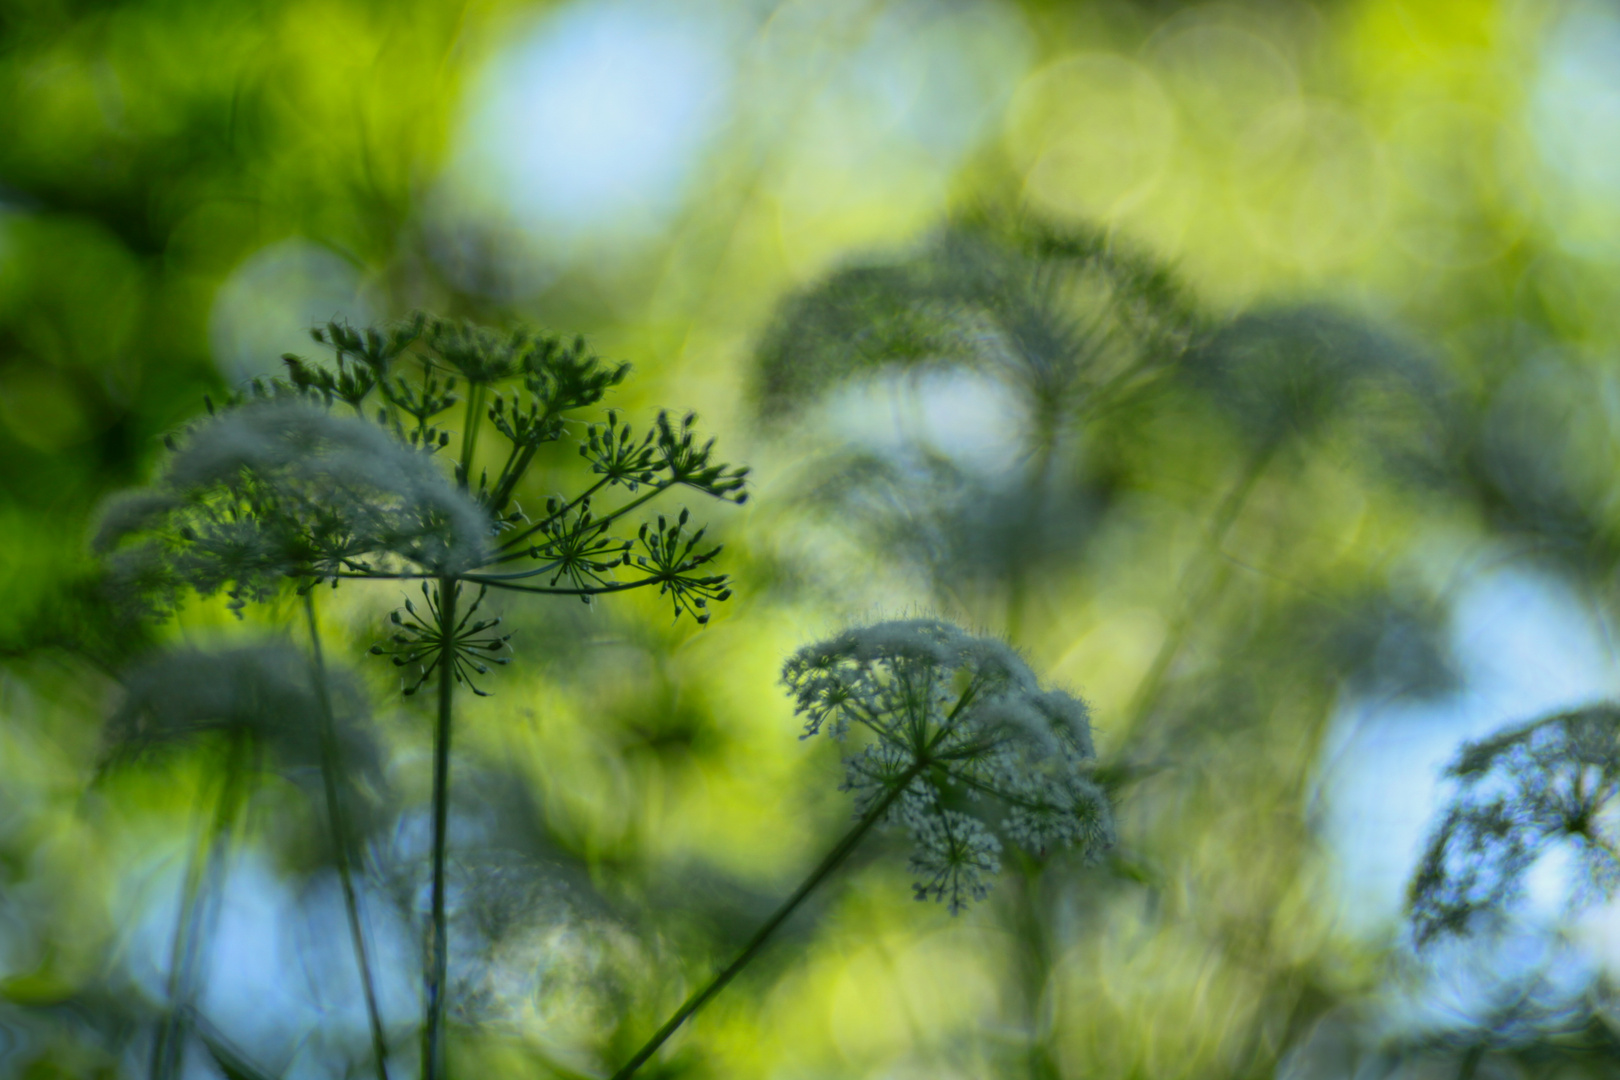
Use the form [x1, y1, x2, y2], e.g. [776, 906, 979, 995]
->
[11, 2, 1620, 1076]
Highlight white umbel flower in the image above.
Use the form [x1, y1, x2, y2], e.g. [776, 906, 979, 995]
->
[783, 619, 1113, 913]
[95, 400, 491, 615]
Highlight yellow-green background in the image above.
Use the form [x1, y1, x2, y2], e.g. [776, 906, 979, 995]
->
[4, 0, 1618, 1076]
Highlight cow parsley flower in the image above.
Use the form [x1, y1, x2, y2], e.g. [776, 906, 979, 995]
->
[1409, 703, 1620, 947]
[95, 400, 491, 615]
[782, 618, 1113, 913]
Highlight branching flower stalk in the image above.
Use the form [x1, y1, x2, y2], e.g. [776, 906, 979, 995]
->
[611, 619, 1113, 1080]
[96, 314, 747, 1080]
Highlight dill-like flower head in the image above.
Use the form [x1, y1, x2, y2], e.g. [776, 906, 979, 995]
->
[1408, 703, 1620, 947]
[94, 400, 491, 616]
[782, 618, 1114, 913]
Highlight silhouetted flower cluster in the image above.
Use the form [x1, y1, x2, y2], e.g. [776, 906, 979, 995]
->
[94, 401, 491, 616]
[1409, 703, 1620, 946]
[783, 619, 1113, 912]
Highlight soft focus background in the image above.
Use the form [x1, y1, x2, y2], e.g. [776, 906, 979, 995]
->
[7, 0, 1620, 1076]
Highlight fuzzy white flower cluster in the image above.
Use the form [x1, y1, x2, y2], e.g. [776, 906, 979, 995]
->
[783, 619, 1113, 913]
[95, 401, 490, 614]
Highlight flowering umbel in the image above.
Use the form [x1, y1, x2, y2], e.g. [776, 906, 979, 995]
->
[92, 314, 747, 637]
[86, 313, 749, 1080]
[93, 399, 491, 616]
[783, 619, 1113, 913]
[1409, 703, 1620, 947]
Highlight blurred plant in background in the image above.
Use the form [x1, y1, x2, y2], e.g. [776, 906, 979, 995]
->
[87, 312, 745, 1080]
[10, 0, 1620, 1077]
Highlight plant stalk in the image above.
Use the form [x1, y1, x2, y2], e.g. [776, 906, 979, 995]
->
[1124, 440, 1277, 728]
[423, 575, 458, 1080]
[304, 591, 392, 1080]
[459, 384, 486, 490]
[151, 733, 249, 1080]
[610, 763, 924, 1080]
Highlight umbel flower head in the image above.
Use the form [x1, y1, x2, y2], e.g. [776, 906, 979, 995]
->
[1409, 703, 1620, 947]
[94, 400, 491, 616]
[783, 619, 1114, 913]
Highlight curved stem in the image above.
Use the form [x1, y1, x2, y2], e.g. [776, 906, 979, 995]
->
[610, 763, 924, 1080]
[492, 477, 612, 555]
[465, 577, 658, 598]
[423, 576, 458, 1080]
[304, 592, 392, 1080]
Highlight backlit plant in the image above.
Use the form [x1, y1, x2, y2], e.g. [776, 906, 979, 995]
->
[1409, 703, 1620, 947]
[610, 618, 1113, 1079]
[92, 314, 1114, 1080]
[95, 314, 746, 1080]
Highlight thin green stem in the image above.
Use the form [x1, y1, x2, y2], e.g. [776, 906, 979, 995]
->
[1123, 441, 1277, 728]
[491, 478, 667, 563]
[493, 477, 612, 554]
[464, 577, 658, 597]
[151, 792, 211, 1080]
[580, 481, 681, 535]
[423, 575, 458, 1080]
[610, 762, 925, 1080]
[312, 571, 673, 600]
[304, 592, 392, 1080]
[487, 440, 540, 517]
[458, 384, 486, 490]
[1003, 395, 1060, 646]
[1007, 851, 1059, 1080]
[486, 441, 526, 515]
[152, 734, 249, 1080]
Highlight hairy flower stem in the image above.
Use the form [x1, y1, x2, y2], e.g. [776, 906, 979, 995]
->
[151, 734, 249, 1080]
[423, 575, 458, 1080]
[303, 592, 392, 1080]
[611, 762, 926, 1080]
